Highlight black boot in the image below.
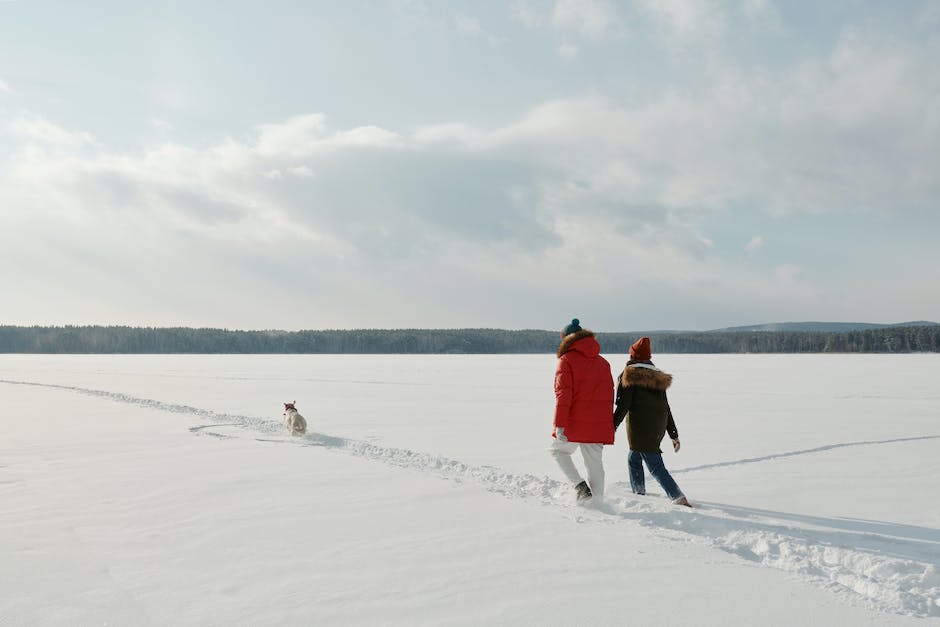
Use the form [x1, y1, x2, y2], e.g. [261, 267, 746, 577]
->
[575, 480, 592, 502]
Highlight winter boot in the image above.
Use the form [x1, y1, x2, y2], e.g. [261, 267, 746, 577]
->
[575, 480, 593, 502]
[673, 495, 692, 508]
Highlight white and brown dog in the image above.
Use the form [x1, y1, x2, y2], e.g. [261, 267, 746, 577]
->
[283, 401, 307, 436]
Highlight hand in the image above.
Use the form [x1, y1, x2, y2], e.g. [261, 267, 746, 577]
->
[555, 427, 569, 443]
[672, 438, 681, 452]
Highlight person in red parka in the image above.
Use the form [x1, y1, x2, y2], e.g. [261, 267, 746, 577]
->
[550, 318, 615, 503]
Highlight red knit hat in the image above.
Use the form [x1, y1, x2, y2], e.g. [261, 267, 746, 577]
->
[630, 337, 652, 361]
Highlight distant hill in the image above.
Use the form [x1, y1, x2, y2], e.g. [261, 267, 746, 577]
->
[710, 321, 940, 333]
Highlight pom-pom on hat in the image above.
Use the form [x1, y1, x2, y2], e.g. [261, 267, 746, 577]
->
[630, 337, 652, 361]
[562, 318, 583, 336]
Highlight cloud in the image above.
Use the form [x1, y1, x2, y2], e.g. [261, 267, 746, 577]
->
[255, 115, 402, 161]
[8, 114, 95, 147]
[552, 0, 619, 39]
[635, 0, 726, 48]
[3, 110, 564, 268]
[0, 78, 9, 94]
[150, 118, 174, 133]
[8, 65, 938, 240]
[454, 12, 505, 46]
[745, 236, 764, 255]
[289, 165, 314, 178]
[510, 0, 620, 39]
[510, 1, 547, 29]
[255, 113, 327, 158]
[7, 68, 937, 279]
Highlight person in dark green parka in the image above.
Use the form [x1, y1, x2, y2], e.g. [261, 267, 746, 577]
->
[613, 337, 691, 507]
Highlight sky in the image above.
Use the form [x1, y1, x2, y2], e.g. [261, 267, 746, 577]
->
[1, 1, 938, 332]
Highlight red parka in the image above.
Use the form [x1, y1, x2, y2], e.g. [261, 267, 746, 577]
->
[553, 330, 615, 444]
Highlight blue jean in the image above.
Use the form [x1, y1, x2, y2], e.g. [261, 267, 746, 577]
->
[628, 450, 684, 501]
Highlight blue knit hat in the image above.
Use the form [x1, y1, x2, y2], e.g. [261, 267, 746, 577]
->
[562, 318, 582, 336]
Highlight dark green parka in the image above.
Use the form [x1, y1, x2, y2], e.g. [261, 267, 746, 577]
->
[613, 363, 678, 453]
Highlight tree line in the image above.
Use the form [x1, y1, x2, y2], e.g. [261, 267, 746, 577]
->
[0, 325, 938, 354]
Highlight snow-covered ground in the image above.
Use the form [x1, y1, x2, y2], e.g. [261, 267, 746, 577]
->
[1, 353, 939, 626]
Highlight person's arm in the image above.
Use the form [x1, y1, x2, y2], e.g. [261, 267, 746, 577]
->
[666, 395, 680, 451]
[553, 359, 573, 432]
[613, 372, 631, 430]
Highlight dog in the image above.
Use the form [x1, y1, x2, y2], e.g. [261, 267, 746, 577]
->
[283, 401, 307, 436]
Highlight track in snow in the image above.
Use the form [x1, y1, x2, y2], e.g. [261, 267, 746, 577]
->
[671, 435, 940, 475]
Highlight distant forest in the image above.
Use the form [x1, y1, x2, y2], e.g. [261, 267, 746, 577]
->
[1, 325, 938, 354]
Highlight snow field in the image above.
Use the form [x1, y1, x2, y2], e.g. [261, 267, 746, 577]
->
[1, 354, 939, 625]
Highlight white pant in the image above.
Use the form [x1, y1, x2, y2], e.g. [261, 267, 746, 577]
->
[549, 438, 605, 502]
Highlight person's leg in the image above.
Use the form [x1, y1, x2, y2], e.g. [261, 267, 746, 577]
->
[578, 444, 605, 502]
[627, 450, 646, 495]
[549, 438, 583, 485]
[643, 452, 684, 500]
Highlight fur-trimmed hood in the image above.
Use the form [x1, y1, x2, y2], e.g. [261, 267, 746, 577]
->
[557, 329, 600, 358]
[620, 363, 672, 391]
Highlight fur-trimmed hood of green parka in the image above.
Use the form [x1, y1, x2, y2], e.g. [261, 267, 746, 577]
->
[619, 364, 672, 391]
